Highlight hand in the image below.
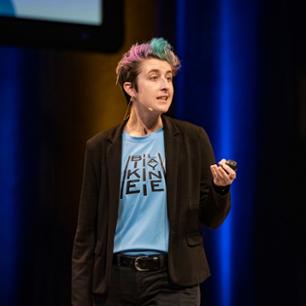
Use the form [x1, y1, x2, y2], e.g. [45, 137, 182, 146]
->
[210, 159, 237, 187]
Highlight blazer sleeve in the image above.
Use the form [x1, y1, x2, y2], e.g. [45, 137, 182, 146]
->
[71, 142, 99, 306]
[198, 127, 231, 228]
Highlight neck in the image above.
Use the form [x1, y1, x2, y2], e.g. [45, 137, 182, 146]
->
[125, 107, 163, 136]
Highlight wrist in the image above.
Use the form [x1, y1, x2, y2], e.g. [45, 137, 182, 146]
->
[213, 183, 230, 195]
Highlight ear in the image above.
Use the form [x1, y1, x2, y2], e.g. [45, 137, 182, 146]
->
[123, 82, 136, 98]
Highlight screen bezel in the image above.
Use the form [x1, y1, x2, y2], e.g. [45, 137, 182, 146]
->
[0, 0, 124, 52]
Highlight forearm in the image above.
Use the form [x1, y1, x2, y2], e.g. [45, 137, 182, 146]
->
[71, 143, 99, 306]
[199, 186, 231, 228]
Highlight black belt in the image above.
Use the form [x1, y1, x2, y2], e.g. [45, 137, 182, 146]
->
[113, 254, 167, 272]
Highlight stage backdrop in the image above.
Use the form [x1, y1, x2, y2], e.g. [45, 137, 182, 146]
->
[0, 0, 305, 306]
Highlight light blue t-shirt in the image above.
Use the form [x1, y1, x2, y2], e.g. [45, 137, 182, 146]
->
[113, 128, 169, 255]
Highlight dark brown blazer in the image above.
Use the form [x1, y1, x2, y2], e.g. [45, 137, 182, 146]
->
[71, 115, 230, 306]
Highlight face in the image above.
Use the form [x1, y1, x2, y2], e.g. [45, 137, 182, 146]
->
[126, 58, 174, 115]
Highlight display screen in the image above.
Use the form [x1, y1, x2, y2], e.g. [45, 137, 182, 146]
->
[0, 0, 102, 25]
[0, 0, 123, 52]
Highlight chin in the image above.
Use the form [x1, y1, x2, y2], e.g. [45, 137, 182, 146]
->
[157, 104, 171, 113]
[156, 107, 170, 114]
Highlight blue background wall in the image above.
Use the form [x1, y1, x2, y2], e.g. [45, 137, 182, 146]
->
[0, 0, 305, 305]
[173, 1, 304, 305]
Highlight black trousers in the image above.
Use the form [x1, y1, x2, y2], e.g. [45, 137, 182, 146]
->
[95, 265, 200, 306]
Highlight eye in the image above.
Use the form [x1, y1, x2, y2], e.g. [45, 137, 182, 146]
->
[166, 76, 173, 82]
[149, 75, 158, 81]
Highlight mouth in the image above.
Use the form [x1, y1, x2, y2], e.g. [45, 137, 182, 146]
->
[156, 96, 169, 102]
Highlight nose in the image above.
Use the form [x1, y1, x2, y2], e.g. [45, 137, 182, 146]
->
[160, 77, 170, 90]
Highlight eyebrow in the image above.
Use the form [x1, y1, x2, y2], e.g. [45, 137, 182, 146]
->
[147, 69, 173, 74]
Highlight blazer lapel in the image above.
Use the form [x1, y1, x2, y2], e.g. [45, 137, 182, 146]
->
[105, 122, 125, 237]
[163, 116, 180, 227]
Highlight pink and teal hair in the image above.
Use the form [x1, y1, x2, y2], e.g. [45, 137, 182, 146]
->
[116, 37, 181, 102]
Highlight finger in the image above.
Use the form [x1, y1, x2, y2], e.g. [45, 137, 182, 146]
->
[212, 167, 228, 186]
[219, 166, 236, 183]
[219, 158, 227, 165]
[210, 165, 218, 178]
[210, 165, 221, 183]
[217, 166, 236, 185]
[229, 171, 236, 180]
[211, 164, 236, 186]
[219, 160, 235, 175]
[215, 166, 229, 182]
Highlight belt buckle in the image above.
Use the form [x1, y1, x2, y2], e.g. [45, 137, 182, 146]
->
[134, 256, 150, 272]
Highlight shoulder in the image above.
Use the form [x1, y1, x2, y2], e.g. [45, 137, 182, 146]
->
[85, 122, 123, 151]
[163, 115, 209, 140]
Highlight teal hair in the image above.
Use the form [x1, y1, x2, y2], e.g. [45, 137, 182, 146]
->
[150, 38, 173, 60]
